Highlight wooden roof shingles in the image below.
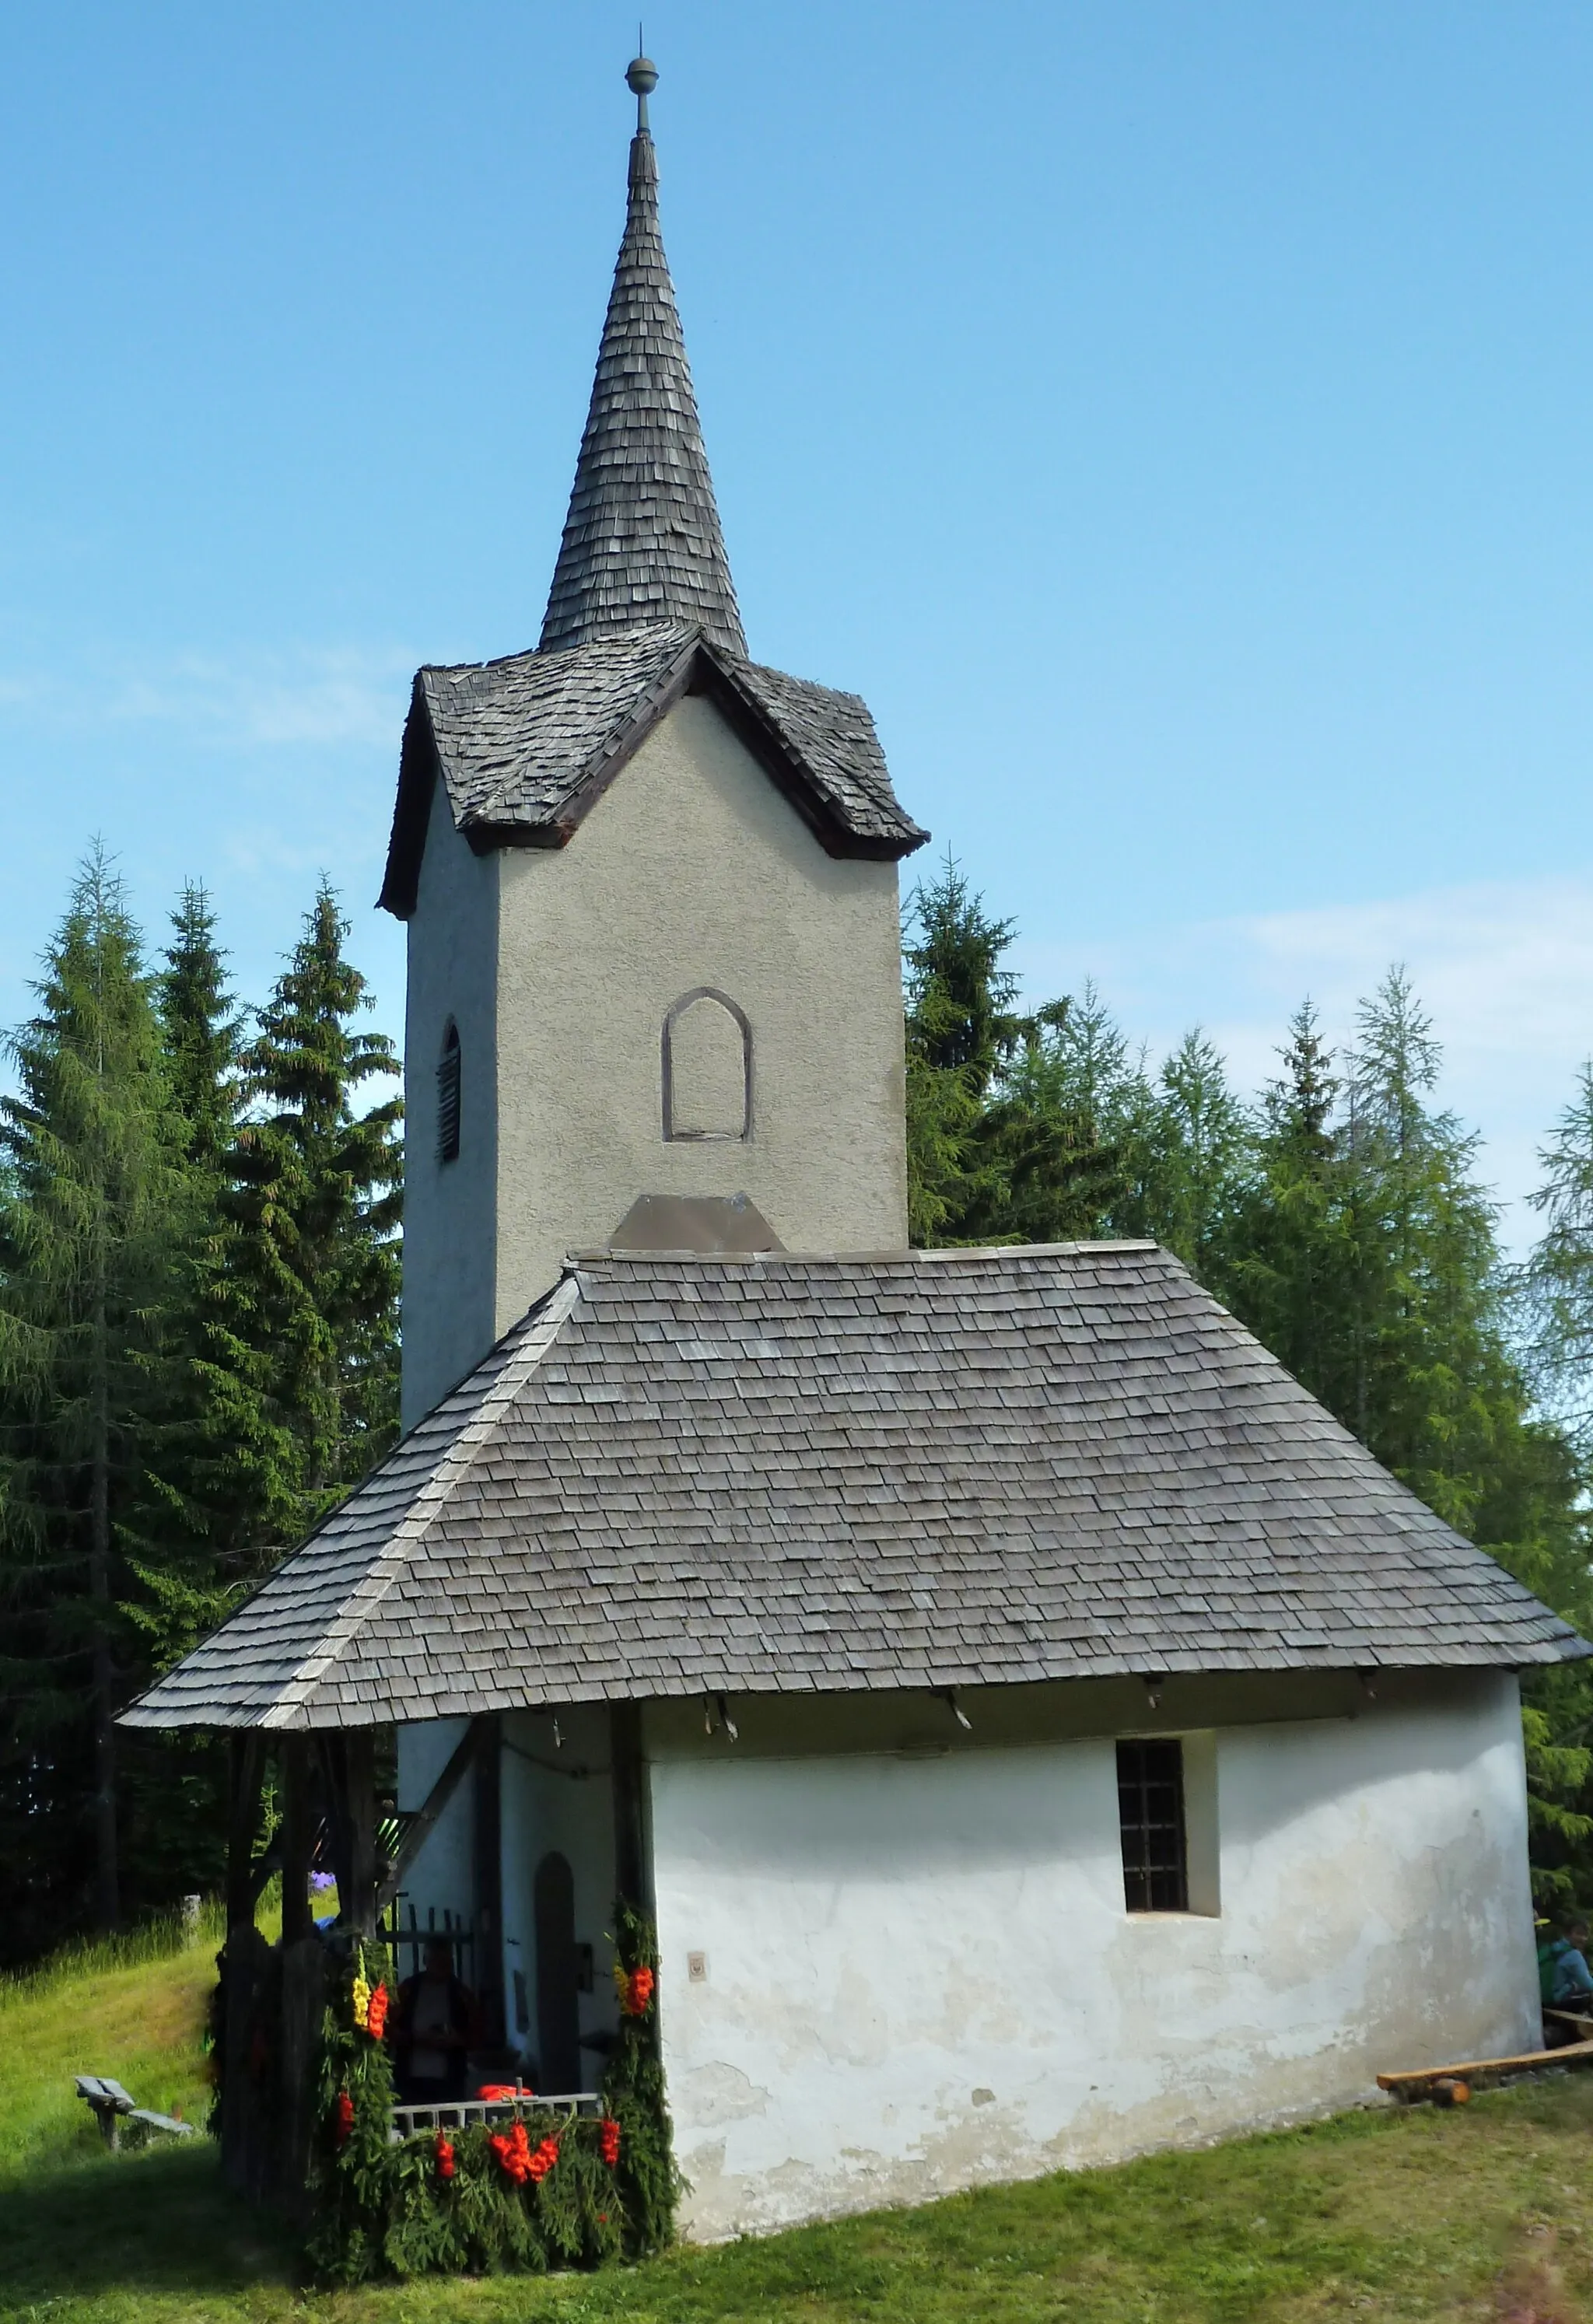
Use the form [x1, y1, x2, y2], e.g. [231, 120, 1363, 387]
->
[121, 1244, 1588, 1731]
[379, 625, 928, 915]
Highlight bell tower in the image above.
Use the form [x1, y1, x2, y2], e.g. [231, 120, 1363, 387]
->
[383, 57, 928, 1424]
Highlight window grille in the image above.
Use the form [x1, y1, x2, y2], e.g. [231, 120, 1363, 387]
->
[1116, 1737, 1188, 1913]
[436, 1024, 461, 1163]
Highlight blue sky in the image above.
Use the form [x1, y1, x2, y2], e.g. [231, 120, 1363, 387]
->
[2, 3, 1589, 1243]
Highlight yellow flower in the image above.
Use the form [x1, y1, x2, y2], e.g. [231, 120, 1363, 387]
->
[352, 1974, 371, 2031]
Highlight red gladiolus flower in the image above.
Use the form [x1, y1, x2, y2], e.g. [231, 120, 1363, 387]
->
[599, 2116, 621, 2167]
[527, 2133, 560, 2184]
[622, 1965, 655, 2016]
[334, 2091, 355, 2144]
[434, 2132, 456, 2182]
[490, 2121, 533, 2183]
[365, 1983, 390, 2040]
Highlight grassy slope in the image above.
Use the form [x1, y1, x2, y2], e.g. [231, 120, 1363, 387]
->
[4, 1925, 1593, 2323]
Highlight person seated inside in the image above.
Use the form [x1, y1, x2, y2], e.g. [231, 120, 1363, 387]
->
[394, 1938, 481, 2105]
[1539, 1914, 1593, 2026]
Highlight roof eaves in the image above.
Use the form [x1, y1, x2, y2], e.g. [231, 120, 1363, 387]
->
[468, 629, 705, 845]
[258, 1276, 580, 1731]
[378, 680, 445, 919]
[690, 647, 914, 862]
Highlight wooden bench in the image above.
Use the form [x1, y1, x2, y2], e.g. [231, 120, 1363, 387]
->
[1377, 2026, 1593, 2105]
[75, 2074, 196, 2151]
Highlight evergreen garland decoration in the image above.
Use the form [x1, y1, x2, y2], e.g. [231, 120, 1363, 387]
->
[600, 1897, 681, 2254]
[303, 1907, 678, 2285]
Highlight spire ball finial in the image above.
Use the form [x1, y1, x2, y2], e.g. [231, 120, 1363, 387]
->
[625, 51, 657, 133]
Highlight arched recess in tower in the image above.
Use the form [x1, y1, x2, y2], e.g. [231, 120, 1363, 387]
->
[662, 989, 752, 1141]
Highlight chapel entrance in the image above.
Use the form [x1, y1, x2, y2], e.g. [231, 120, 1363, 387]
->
[534, 1850, 583, 2093]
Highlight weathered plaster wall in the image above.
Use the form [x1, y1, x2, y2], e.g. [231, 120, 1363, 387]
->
[491, 693, 909, 1334]
[401, 779, 500, 1425]
[648, 1673, 1535, 2241]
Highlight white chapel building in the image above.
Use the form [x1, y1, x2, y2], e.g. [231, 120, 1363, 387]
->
[130, 57, 1588, 2239]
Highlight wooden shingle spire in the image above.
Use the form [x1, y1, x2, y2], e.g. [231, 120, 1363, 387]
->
[538, 57, 747, 658]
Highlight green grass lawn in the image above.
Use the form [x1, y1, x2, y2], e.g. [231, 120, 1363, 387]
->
[5, 1922, 1592, 2323]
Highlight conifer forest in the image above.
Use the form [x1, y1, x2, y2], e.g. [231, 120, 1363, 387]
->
[4, 845, 1593, 1971]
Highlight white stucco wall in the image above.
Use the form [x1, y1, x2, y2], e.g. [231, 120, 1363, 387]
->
[649, 1672, 1535, 2240]
[401, 779, 501, 1424]
[491, 693, 909, 1335]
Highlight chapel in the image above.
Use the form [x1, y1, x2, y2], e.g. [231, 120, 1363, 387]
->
[128, 56, 1588, 2245]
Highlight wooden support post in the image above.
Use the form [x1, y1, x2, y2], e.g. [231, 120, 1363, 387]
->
[278, 1734, 315, 1947]
[278, 1932, 328, 2215]
[473, 1716, 505, 2048]
[611, 1702, 648, 1906]
[225, 1733, 265, 1936]
[345, 1728, 379, 1941]
[220, 1731, 268, 2196]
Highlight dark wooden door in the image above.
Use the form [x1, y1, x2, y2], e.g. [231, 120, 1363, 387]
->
[533, 1851, 582, 2094]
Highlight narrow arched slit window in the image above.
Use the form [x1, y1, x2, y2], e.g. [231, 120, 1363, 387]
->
[436, 1021, 461, 1163]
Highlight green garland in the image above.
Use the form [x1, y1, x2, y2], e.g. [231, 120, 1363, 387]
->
[602, 1895, 681, 2255]
[304, 1902, 679, 2285]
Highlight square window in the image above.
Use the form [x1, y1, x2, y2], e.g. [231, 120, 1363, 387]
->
[1117, 1737, 1189, 1913]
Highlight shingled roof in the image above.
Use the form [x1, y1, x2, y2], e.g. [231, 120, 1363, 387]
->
[378, 69, 928, 916]
[121, 1244, 1587, 1733]
[538, 117, 744, 657]
[379, 623, 928, 915]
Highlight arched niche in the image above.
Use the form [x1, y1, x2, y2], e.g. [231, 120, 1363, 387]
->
[662, 989, 753, 1142]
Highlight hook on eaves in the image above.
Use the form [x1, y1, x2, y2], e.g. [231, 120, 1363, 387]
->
[703, 1693, 740, 1741]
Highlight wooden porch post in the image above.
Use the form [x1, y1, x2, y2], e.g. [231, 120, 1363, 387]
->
[220, 1732, 268, 2194]
[611, 1702, 648, 1906]
[473, 1715, 505, 2048]
[278, 1734, 316, 1947]
[224, 1733, 264, 1934]
[345, 1728, 379, 1941]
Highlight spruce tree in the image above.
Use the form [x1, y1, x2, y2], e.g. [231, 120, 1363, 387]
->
[903, 865, 1120, 1244]
[0, 851, 201, 1943]
[160, 884, 244, 1179]
[1227, 1003, 1356, 1405]
[129, 885, 252, 1659]
[1130, 1030, 1253, 1285]
[1525, 1061, 1593, 1450]
[100, 890, 253, 1911]
[226, 882, 403, 1545]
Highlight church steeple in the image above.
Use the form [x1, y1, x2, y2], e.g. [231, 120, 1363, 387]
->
[538, 55, 747, 659]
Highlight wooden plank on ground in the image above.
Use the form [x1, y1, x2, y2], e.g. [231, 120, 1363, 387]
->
[1378, 2035, 1593, 2093]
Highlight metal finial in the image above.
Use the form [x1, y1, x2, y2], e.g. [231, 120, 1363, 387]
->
[625, 50, 658, 133]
